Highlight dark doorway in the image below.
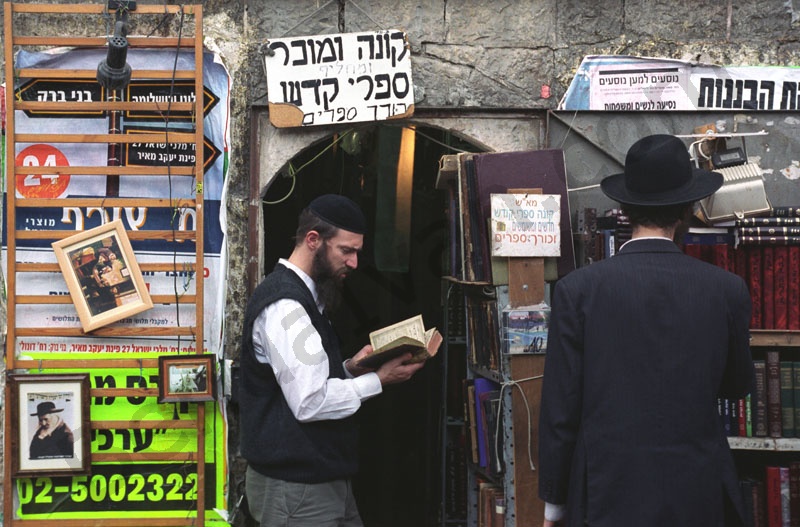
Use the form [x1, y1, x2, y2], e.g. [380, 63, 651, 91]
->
[261, 123, 482, 526]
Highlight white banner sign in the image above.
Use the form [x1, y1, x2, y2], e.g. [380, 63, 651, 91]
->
[264, 29, 415, 127]
[560, 55, 800, 112]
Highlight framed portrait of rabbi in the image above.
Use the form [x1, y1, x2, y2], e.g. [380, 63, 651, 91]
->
[8, 373, 91, 477]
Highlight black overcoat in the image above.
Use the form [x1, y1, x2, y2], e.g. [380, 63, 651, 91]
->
[538, 238, 754, 527]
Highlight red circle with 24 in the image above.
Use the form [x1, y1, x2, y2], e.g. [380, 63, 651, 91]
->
[15, 144, 71, 198]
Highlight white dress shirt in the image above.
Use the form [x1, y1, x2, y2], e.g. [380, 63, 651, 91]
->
[251, 259, 382, 422]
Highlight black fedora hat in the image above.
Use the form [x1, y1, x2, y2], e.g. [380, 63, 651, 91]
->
[600, 134, 723, 206]
[31, 401, 64, 417]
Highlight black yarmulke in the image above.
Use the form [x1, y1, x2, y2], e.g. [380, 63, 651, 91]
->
[307, 194, 366, 234]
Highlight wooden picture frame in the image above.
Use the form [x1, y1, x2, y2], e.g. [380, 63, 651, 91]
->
[158, 354, 216, 403]
[52, 219, 153, 332]
[8, 373, 91, 477]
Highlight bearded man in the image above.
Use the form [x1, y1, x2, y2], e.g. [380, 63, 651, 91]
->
[29, 401, 75, 459]
[239, 194, 424, 527]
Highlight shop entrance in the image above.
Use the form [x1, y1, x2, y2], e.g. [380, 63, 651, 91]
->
[260, 123, 480, 526]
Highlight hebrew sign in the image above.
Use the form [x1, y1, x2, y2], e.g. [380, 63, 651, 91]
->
[490, 193, 561, 257]
[264, 29, 415, 127]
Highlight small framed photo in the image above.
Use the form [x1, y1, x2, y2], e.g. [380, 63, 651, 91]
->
[52, 219, 153, 332]
[158, 354, 216, 403]
[8, 373, 91, 477]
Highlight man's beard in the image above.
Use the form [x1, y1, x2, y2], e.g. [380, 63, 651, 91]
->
[311, 243, 348, 314]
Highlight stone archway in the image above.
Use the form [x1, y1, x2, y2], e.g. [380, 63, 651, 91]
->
[247, 110, 546, 527]
[250, 110, 547, 283]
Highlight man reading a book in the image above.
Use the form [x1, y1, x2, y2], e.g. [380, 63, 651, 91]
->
[538, 134, 754, 527]
[239, 194, 424, 526]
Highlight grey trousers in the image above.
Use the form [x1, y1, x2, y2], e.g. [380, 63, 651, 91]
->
[245, 466, 363, 527]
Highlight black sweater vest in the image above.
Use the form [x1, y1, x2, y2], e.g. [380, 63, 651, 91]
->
[239, 264, 358, 483]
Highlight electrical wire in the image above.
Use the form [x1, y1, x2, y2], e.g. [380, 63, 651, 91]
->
[262, 129, 355, 205]
[496, 375, 543, 472]
[160, 4, 186, 351]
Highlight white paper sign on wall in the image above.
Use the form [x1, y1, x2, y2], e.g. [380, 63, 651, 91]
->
[490, 193, 561, 257]
[264, 29, 415, 128]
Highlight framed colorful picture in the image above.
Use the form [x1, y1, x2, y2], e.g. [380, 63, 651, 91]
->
[52, 219, 153, 332]
[158, 354, 216, 403]
[8, 373, 91, 477]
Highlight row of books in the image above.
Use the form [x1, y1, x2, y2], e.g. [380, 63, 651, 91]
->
[736, 207, 800, 246]
[741, 463, 800, 527]
[723, 353, 800, 439]
[466, 293, 502, 372]
[574, 207, 631, 265]
[444, 431, 468, 519]
[476, 481, 505, 527]
[464, 377, 504, 478]
[682, 232, 800, 330]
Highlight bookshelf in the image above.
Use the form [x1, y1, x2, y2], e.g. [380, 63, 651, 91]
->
[436, 150, 550, 527]
[439, 279, 545, 527]
[730, 332, 800, 526]
[729, 437, 800, 451]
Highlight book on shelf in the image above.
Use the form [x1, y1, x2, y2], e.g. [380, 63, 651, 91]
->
[766, 351, 783, 439]
[480, 389, 504, 477]
[784, 466, 792, 527]
[740, 478, 760, 527]
[473, 377, 501, 470]
[739, 226, 800, 236]
[734, 243, 748, 286]
[493, 494, 506, 527]
[464, 379, 480, 465]
[791, 462, 800, 527]
[737, 217, 800, 227]
[774, 207, 800, 218]
[767, 466, 783, 527]
[753, 359, 768, 437]
[718, 398, 731, 436]
[763, 247, 775, 330]
[477, 482, 504, 527]
[740, 235, 800, 246]
[445, 431, 468, 518]
[575, 207, 597, 266]
[739, 397, 749, 437]
[357, 315, 442, 369]
[794, 362, 800, 439]
[466, 293, 501, 371]
[749, 246, 763, 329]
[781, 361, 796, 437]
[754, 478, 767, 527]
[790, 246, 800, 330]
[775, 246, 789, 330]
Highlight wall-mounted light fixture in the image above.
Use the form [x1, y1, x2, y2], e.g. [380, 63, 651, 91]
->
[96, 2, 135, 90]
[97, 1, 137, 197]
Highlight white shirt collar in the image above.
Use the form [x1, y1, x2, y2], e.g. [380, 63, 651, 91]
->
[278, 258, 324, 313]
[618, 236, 673, 251]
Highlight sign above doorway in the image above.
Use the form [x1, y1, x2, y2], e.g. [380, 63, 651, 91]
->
[264, 29, 415, 128]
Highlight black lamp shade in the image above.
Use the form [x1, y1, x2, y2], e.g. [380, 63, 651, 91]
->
[97, 34, 131, 90]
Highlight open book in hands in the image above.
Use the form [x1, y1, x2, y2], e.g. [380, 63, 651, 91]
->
[356, 315, 443, 369]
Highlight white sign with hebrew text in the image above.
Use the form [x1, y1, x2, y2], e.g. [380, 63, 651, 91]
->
[491, 193, 561, 257]
[264, 29, 415, 127]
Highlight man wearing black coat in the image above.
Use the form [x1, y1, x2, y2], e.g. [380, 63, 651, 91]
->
[538, 134, 754, 527]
